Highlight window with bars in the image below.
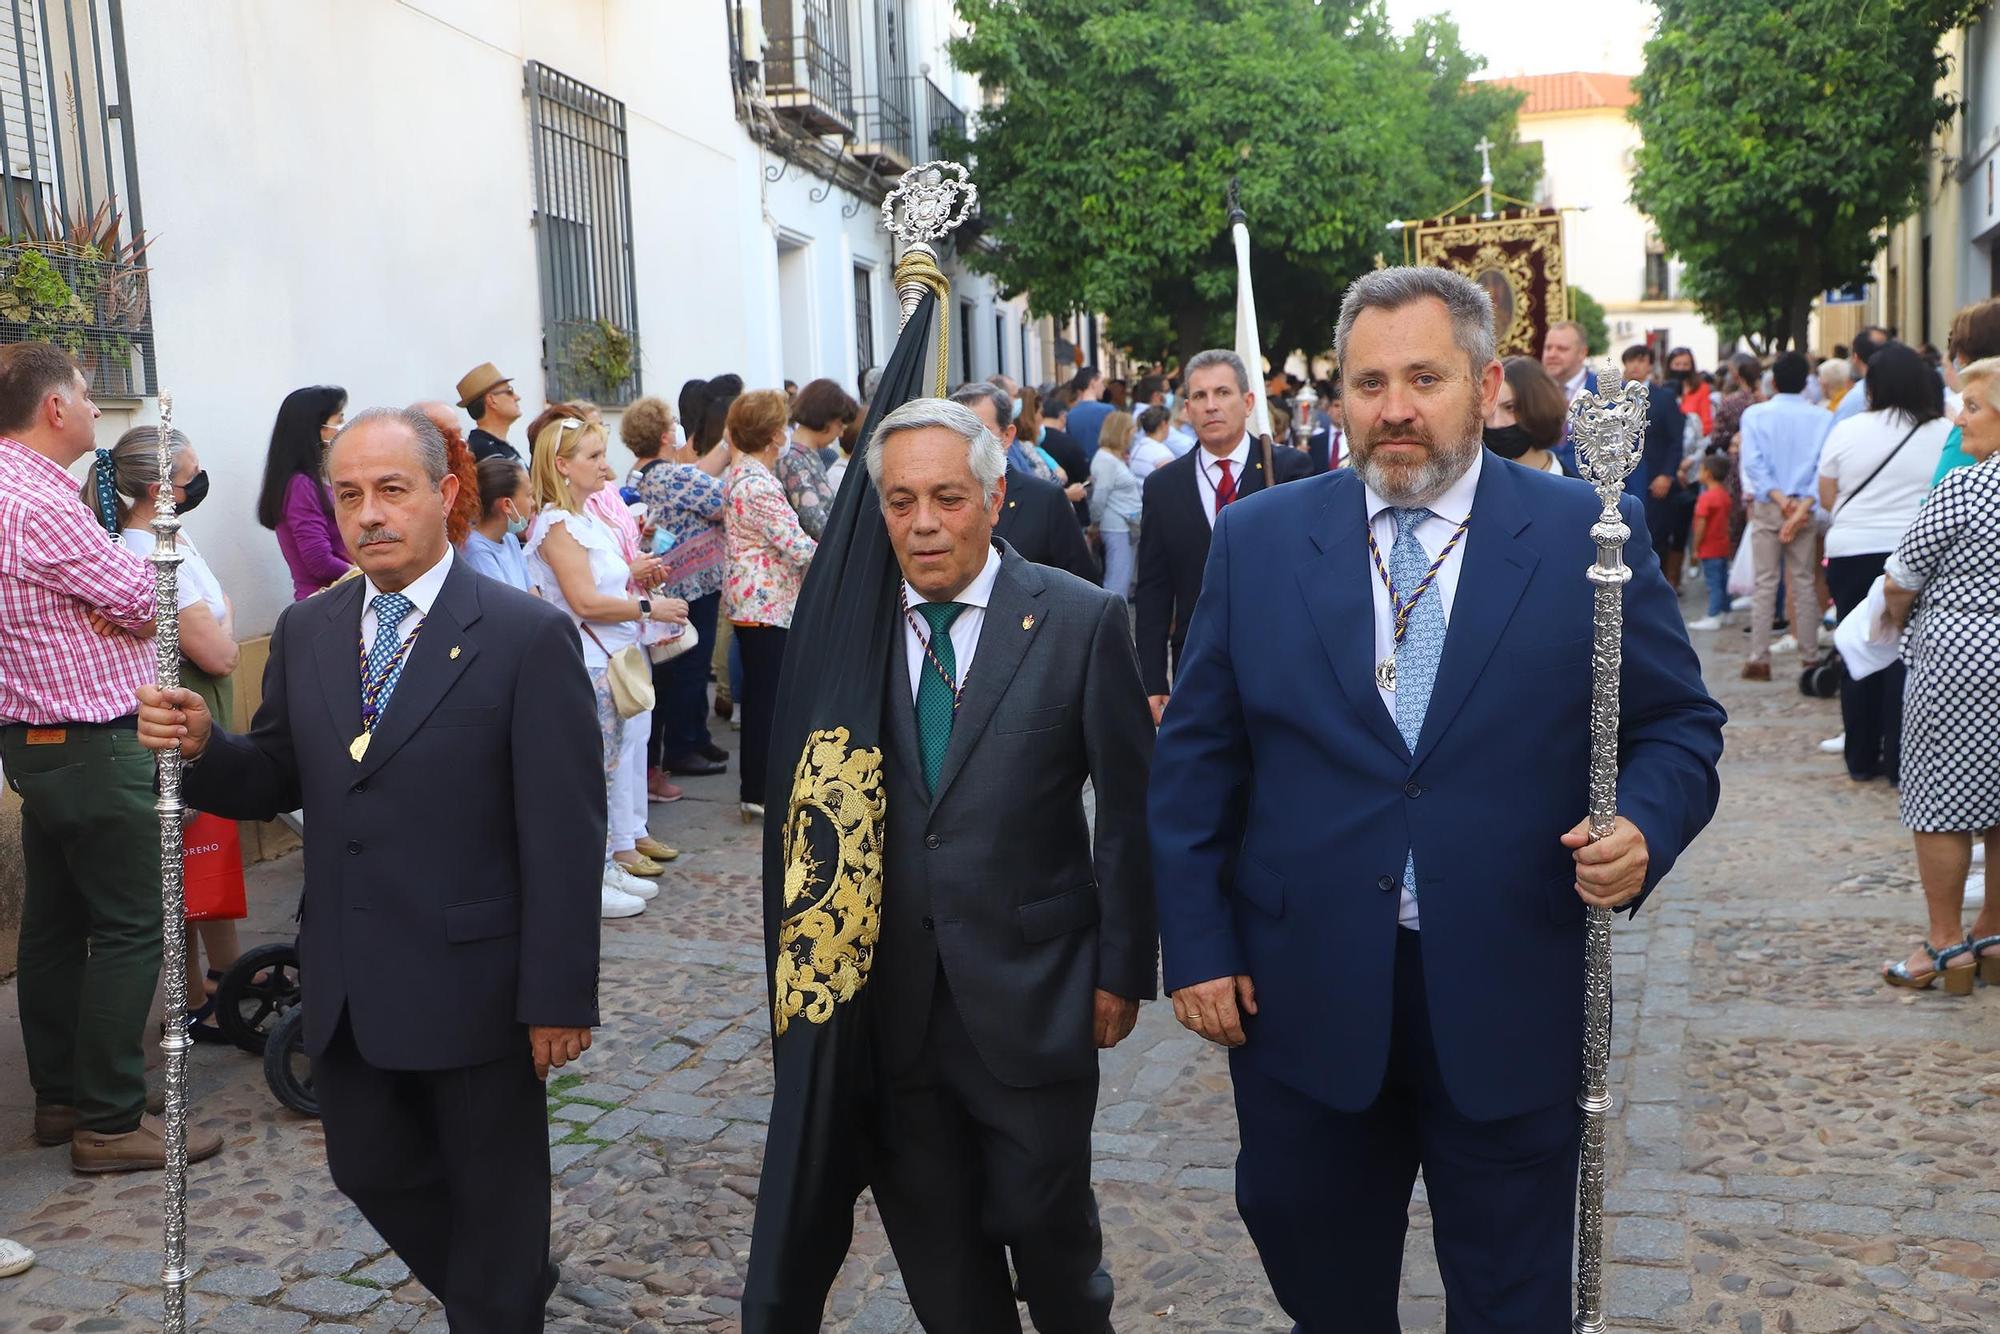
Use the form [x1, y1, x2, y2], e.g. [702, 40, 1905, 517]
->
[525, 61, 640, 405]
[0, 0, 153, 397]
[854, 263, 874, 376]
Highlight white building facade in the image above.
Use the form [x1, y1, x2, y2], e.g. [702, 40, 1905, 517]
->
[10, 0, 1040, 639]
[1484, 72, 1723, 364]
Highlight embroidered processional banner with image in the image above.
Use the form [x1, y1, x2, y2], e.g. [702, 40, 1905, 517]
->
[1412, 208, 1567, 358]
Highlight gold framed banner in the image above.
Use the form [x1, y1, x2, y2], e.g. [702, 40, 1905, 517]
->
[1412, 208, 1567, 358]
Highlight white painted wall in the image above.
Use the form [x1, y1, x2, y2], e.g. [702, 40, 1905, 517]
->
[111, 0, 1022, 640]
[1521, 106, 1722, 359]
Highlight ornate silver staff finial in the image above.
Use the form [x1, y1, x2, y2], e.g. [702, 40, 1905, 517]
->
[147, 392, 193, 1333]
[880, 160, 977, 332]
[1564, 356, 1647, 1334]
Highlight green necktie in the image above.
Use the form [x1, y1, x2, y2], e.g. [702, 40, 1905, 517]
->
[914, 600, 966, 796]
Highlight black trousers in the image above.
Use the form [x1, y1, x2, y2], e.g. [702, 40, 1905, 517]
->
[312, 1013, 557, 1333]
[651, 589, 721, 766]
[736, 623, 787, 804]
[1232, 929, 1581, 1334]
[1826, 552, 1903, 783]
[871, 982, 1112, 1334]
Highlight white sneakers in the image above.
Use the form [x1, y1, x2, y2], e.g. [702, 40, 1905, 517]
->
[1818, 733, 1846, 754]
[0, 1237, 33, 1279]
[612, 865, 659, 899]
[1686, 615, 1730, 631]
[600, 868, 647, 919]
[1770, 634, 1798, 655]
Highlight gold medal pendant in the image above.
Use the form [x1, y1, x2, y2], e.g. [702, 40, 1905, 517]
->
[349, 732, 371, 762]
[1375, 655, 1398, 693]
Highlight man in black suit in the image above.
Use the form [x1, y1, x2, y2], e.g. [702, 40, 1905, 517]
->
[952, 382, 1100, 585]
[864, 397, 1155, 1332]
[137, 408, 604, 1333]
[1621, 344, 1691, 586]
[1135, 348, 1313, 720]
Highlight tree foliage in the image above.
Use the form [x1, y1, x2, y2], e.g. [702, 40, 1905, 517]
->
[1630, 0, 1977, 350]
[1568, 286, 1609, 355]
[949, 0, 1541, 367]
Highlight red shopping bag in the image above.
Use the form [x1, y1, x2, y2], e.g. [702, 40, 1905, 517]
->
[182, 811, 247, 922]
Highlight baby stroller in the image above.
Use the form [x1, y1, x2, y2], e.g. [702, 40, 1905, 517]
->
[209, 809, 317, 1116]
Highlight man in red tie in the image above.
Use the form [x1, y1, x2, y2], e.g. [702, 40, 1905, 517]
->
[1135, 349, 1312, 723]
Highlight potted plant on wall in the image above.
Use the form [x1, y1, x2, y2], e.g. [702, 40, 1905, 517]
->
[568, 318, 637, 404]
[3, 197, 149, 393]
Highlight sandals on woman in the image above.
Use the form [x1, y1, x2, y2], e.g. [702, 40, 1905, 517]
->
[1971, 934, 2000, 986]
[1882, 937, 1976, 995]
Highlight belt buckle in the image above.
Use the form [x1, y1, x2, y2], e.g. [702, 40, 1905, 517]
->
[24, 728, 66, 745]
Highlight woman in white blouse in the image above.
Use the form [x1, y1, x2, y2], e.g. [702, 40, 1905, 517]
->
[88, 427, 243, 1043]
[523, 416, 687, 919]
[1089, 410, 1145, 596]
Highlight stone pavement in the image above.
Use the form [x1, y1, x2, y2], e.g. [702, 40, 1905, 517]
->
[2, 576, 1998, 1332]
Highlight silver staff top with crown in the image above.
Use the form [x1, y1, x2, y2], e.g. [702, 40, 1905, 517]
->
[880, 161, 977, 328]
[1568, 362, 1647, 579]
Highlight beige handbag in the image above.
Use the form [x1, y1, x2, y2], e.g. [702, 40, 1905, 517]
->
[582, 625, 656, 719]
[647, 622, 701, 666]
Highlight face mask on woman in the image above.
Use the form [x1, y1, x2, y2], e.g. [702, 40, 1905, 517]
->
[177, 469, 210, 513]
[1482, 424, 1537, 460]
[504, 503, 530, 537]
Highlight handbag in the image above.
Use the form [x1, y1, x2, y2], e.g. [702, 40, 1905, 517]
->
[647, 621, 700, 665]
[182, 812, 247, 922]
[581, 624, 656, 719]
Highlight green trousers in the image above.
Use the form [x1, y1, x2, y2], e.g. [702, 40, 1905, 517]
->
[2, 724, 161, 1132]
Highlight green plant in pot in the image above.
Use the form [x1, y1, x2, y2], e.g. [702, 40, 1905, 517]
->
[572, 319, 635, 398]
[0, 247, 89, 353]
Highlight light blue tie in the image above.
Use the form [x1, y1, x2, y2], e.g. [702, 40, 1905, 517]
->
[363, 592, 417, 724]
[1389, 507, 1445, 898]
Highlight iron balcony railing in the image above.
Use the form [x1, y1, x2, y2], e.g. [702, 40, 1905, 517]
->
[852, 79, 915, 174]
[921, 75, 966, 163]
[761, 0, 854, 135]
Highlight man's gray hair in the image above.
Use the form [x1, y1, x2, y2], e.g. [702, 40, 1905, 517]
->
[859, 366, 885, 404]
[1183, 348, 1251, 393]
[328, 406, 450, 485]
[949, 380, 1014, 431]
[1333, 266, 1497, 377]
[867, 398, 1008, 504]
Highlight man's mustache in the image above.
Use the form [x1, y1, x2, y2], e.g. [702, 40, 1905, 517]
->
[358, 526, 403, 546]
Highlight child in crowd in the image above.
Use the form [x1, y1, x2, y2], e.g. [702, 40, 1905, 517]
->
[1687, 451, 1736, 630]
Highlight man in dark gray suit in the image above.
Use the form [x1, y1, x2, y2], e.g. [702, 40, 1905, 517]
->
[137, 407, 604, 1333]
[865, 397, 1156, 1333]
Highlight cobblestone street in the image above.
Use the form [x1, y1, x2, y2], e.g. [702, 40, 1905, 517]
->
[2, 578, 1998, 1332]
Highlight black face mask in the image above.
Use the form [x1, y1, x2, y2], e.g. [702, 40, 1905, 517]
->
[177, 469, 209, 513]
[1482, 424, 1537, 460]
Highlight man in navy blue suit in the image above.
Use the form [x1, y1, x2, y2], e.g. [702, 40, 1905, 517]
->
[1543, 318, 1597, 474]
[1620, 343, 1692, 589]
[1150, 267, 1724, 1332]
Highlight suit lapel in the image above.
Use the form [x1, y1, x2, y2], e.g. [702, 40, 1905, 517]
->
[1300, 477, 1407, 760]
[882, 619, 924, 796]
[310, 579, 367, 751]
[353, 560, 485, 781]
[928, 545, 1044, 810]
[1410, 460, 1539, 768]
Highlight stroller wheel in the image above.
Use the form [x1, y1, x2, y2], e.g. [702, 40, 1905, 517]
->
[215, 942, 301, 1055]
[1799, 655, 1843, 699]
[263, 1005, 318, 1118]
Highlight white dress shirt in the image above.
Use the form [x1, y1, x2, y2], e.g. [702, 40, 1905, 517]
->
[360, 548, 454, 656]
[1562, 366, 1589, 403]
[1362, 451, 1483, 931]
[1195, 434, 1253, 527]
[903, 543, 1002, 703]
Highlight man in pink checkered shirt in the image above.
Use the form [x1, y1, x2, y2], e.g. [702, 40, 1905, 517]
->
[0, 341, 222, 1173]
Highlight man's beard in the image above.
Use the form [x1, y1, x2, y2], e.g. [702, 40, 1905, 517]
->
[1348, 401, 1484, 507]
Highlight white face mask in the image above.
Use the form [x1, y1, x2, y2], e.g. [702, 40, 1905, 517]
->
[1011, 396, 1023, 422]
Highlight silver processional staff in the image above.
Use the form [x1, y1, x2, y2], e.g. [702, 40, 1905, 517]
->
[1566, 359, 1647, 1334]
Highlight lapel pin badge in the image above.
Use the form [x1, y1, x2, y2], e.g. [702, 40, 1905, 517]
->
[1021, 614, 1035, 631]
[449, 645, 461, 660]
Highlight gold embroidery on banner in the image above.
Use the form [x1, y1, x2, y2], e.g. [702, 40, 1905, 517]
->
[1412, 212, 1567, 358]
[773, 727, 887, 1035]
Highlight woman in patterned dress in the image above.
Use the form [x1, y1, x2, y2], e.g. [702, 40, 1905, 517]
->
[1879, 356, 2000, 993]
